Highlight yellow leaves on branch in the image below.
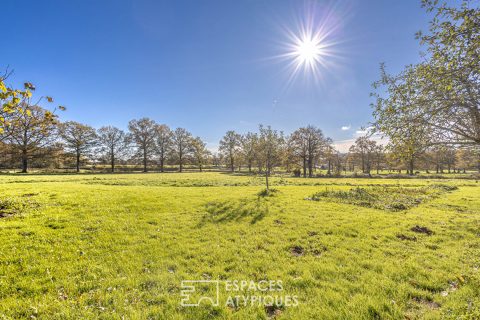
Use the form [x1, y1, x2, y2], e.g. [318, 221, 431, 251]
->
[23, 82, 35, 91]
[0, 79, 65, 131]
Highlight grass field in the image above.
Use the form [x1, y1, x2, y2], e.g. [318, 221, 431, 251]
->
[0, 172, 479, 319]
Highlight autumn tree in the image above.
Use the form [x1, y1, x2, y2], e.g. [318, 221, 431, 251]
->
[324, 143, 336, 175]
[373, 144, 385, 174]
[4, 105, 58, 173]
[289, 129, 308, 177]
[219, 130, 241, 172]
[172, 127, 192, 172]
[240, 132, 258, 173]
[154, 124, 173, 172]
[60, 121, 97, 172]
[128, 118, 157, 172]
[0, 71, 46, 138]
[257, 125, 284, 193]
[0, 72, 64, 172]
[349, 137, 377, 175]
[97, 126, 129, 172]
[290, 126, 327, 177]
[191, 136, 210, 172]
[456, 147, 480, 172]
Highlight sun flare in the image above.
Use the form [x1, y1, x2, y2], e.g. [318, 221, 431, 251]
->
[272, 2, 348, 87]
[294, 36, 323, 68]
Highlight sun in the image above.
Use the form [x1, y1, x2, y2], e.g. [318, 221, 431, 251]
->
[271, 2, 349, 87]
[294, 36, 323, 68]
[277, 25, 336, 84]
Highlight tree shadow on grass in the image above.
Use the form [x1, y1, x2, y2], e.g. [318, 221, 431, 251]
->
[197, 197, 269, 227]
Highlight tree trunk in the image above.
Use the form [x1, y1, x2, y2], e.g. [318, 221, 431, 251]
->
[409, 158, 414, 176]
[76, 151, 80, 173]
[111, 153, 115, 173]
[160, 149, 165, 173]
[21, 149, 28, 173]
[179, 153, 183, 172]
[308, 156, 313, 177]
[302, 157, 306, 178]
[143, 147, 147, 172]
[230, 151, 234, 172]
[265, 161, 269, 194]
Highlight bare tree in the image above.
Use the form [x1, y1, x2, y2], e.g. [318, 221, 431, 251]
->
[128, 118, 157, 172]
[59, 121, 97, 173]
[349, 136, 377, 176]
[191, 136, 210, 172]
[240, 132, 257, 173]
[155, 124, 173, 172]
[289, 129, 308, 177]
[97, 126, 129, 172]
[373, 145, 385, 174]
[172, 127, 192, 172]
[290, 126, 326, 177]
[219, 130, 241, 172]
[257, 125, 284, 193]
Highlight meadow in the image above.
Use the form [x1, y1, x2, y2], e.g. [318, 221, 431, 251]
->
[0, 172, 479, 319]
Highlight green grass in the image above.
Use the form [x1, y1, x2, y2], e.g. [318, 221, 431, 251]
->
[0, 172, 479, 319]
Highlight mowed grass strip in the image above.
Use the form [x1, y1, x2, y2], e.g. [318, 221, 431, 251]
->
[0, 173, 478, 319]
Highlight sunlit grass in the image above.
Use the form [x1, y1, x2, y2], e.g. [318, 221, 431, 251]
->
[0, 172, 478, 319]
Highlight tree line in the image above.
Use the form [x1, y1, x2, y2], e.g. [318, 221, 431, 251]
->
[0, 89, 477, 176]
[1, 0, 478, 176]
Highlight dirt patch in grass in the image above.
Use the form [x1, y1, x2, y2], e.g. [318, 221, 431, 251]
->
[397, 234, 417, 241]
[412, 297, 441, 309]
[0, 197, 39, 218]
[290, 244, 326, 257]
[290, 245, 304, 256]
[411, 225, 434, 235]
[306, 184, 457, 211]
[265, 305, 283, 318]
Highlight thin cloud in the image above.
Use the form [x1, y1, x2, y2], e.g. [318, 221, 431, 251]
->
[341, 125, 351, 131]
[355, 126, 374, 136]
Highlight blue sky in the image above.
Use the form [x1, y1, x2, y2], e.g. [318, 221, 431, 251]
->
[2, 0, 430, 151]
